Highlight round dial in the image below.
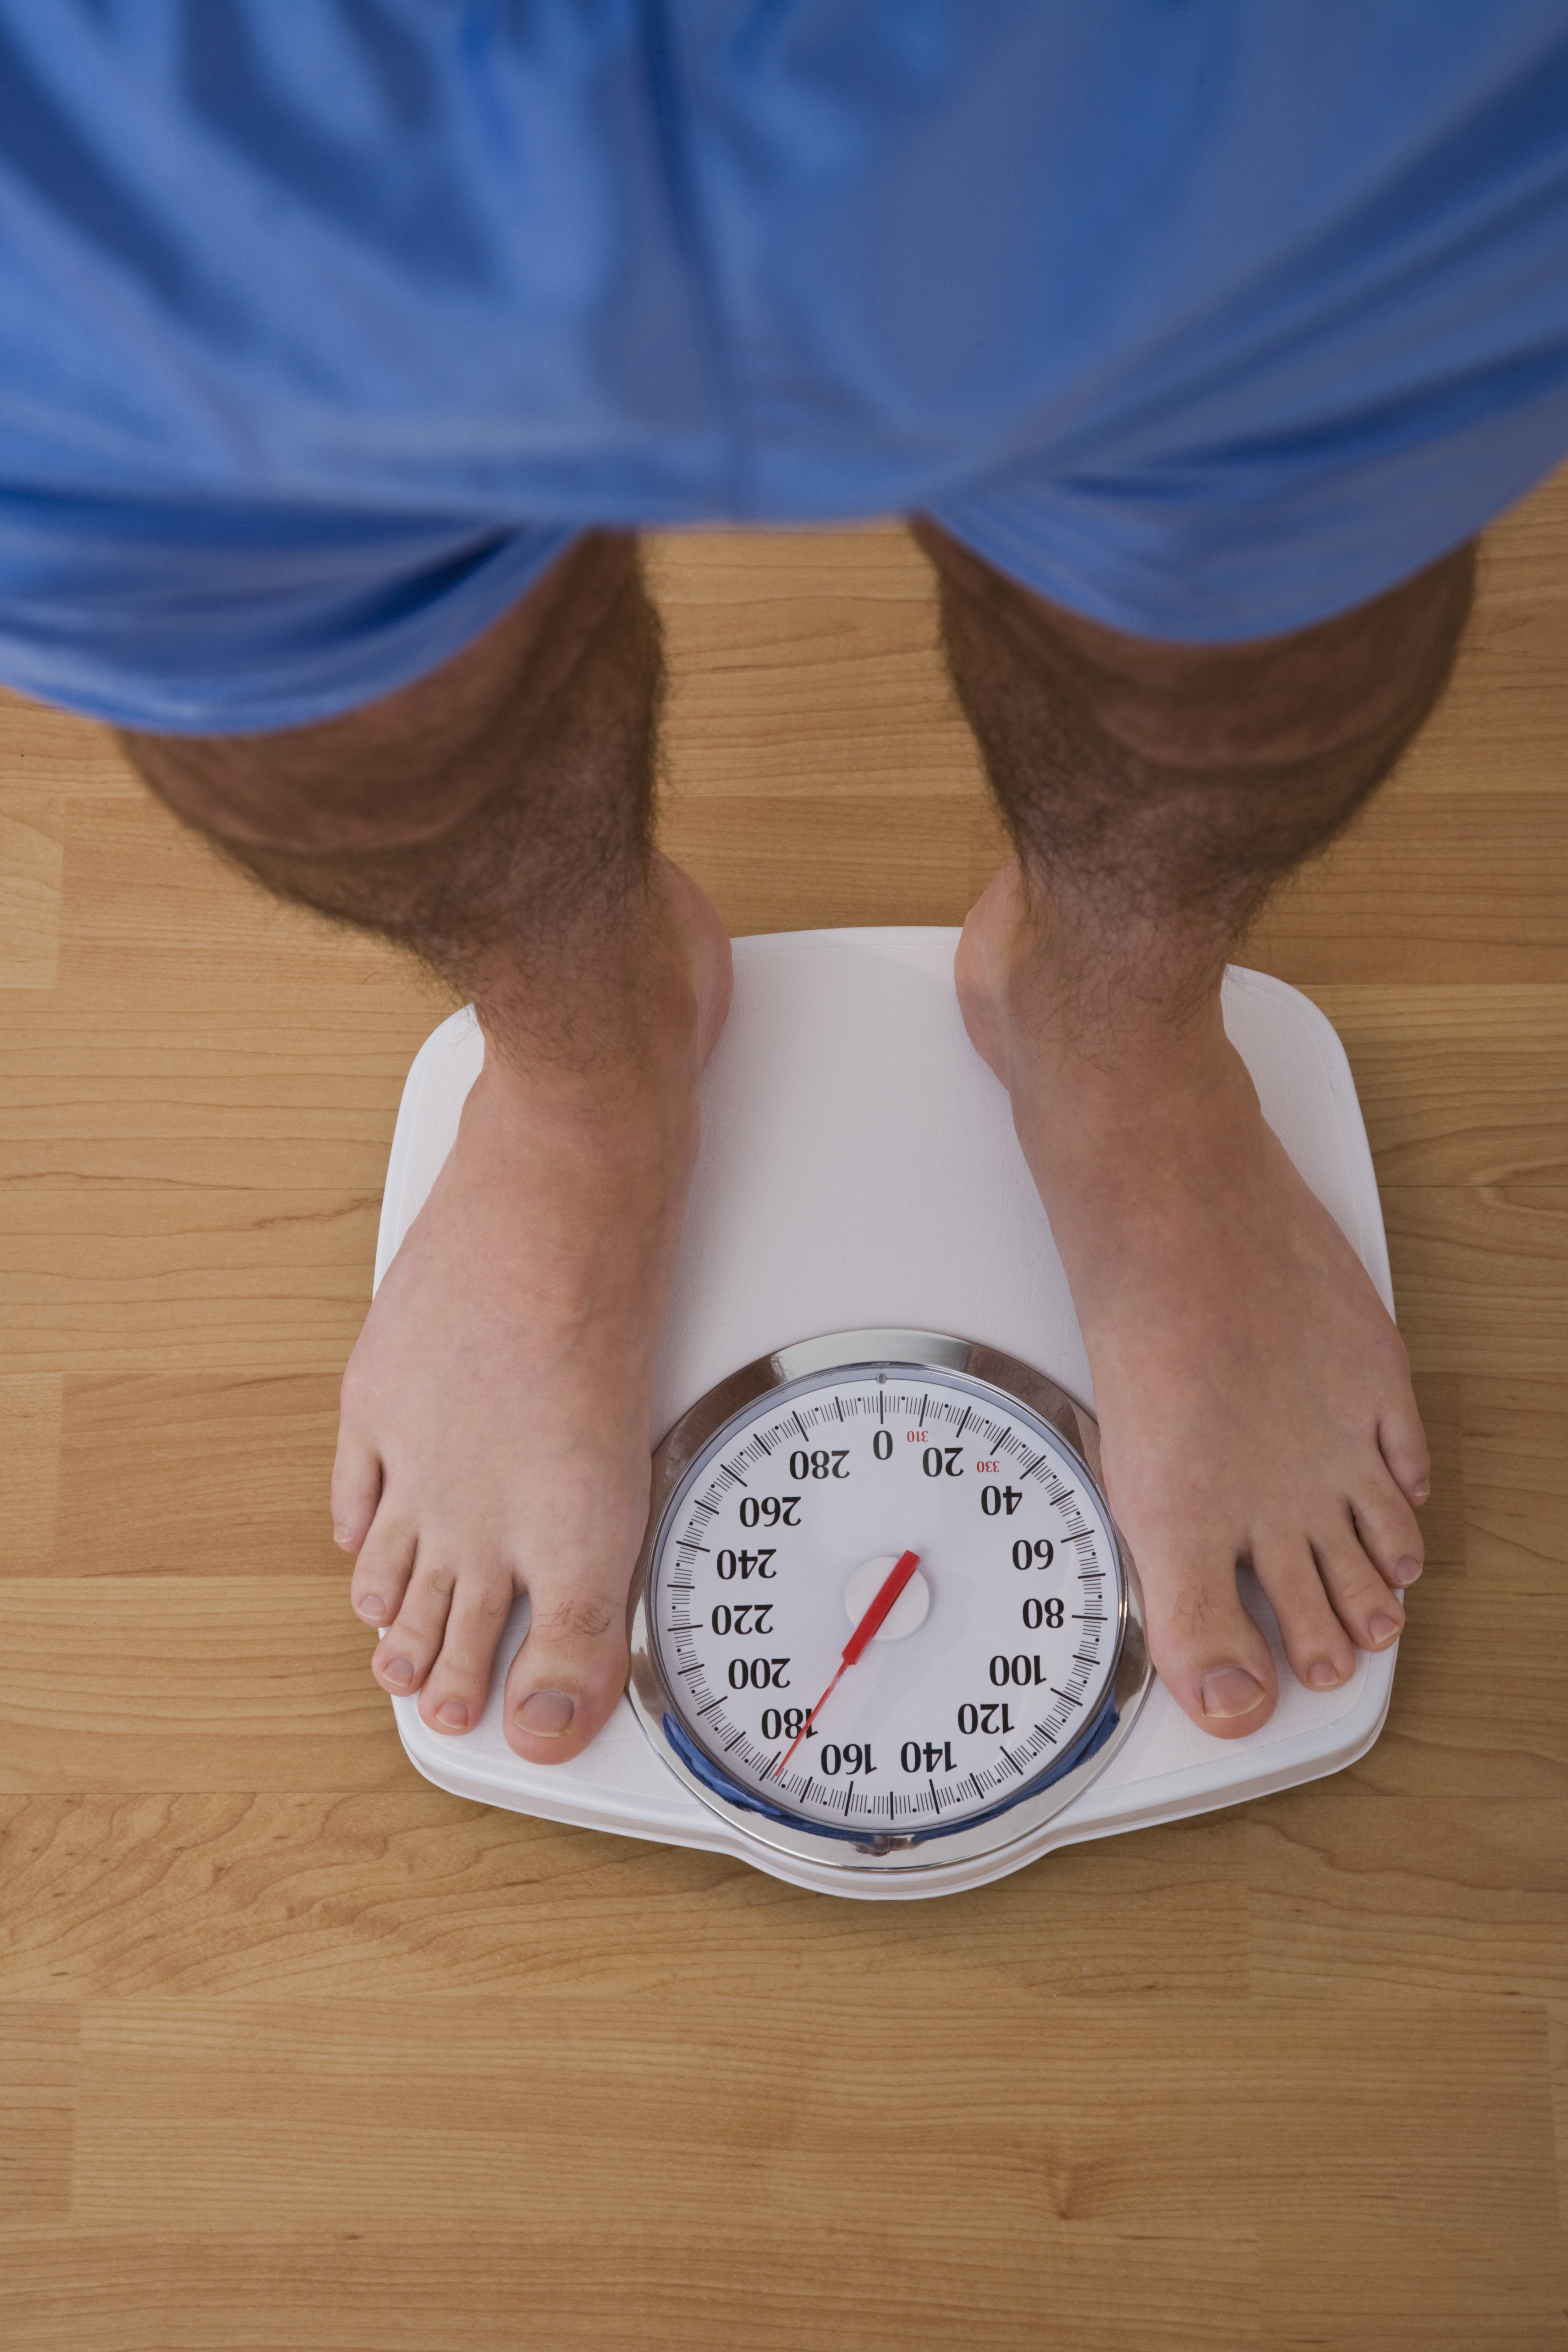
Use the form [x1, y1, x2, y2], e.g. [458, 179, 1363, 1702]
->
[628, 1331, 1150, 1875]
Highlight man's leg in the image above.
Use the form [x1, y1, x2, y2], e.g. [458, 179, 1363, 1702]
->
[120, 532, 732, 1762]
[915, 522, 1472, 1737]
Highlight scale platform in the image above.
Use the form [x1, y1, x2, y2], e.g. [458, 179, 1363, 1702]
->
[373, 928, 1399, 1899]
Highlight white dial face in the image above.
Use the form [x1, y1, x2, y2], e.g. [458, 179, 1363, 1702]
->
[645, 1363, 1124, 1840]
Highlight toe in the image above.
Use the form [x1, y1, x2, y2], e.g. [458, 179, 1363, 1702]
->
[1252, 1536, 1356, 1695]
[1378, 1392, 1431, 1511]
[1139, 1546, 1279, 1741]
[373, 1554, 457, 1699]
[1315, 1518, 1407, 1652]
[1349, 1466, 1425, 1594]
[348, 1506, 417, 1630]
[418, 1568, 516, 1736]
[331, 1422, 383, 1552]
[503, 1571, 631, 1765]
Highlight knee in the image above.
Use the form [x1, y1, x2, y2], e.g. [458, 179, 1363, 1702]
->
[116, 528, 649, 856]
[914, 517, 1475, 777]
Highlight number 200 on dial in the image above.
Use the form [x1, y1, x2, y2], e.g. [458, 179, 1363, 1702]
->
[628, 1332, 1150, 1871]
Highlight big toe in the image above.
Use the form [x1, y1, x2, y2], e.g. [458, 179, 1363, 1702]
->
[1139, 1549, 1279, 1740]
[503, 1573, 631, 1765]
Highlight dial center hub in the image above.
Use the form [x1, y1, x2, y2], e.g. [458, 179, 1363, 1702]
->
[844, 1552, 931, 1640]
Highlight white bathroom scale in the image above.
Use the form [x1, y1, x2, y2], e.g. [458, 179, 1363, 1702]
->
[373, 928, 1399, 1901]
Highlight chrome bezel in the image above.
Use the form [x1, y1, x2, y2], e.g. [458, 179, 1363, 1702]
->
[627, 1329, 1151, 1879]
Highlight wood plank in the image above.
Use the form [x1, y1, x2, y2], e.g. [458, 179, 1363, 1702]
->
[0, 2228, 1255, 2352]
[0, 2003, 77, 2226]
[1304, 985, 1568, 1187]
[0, 687, 141, 806]
[66, 1993, 1258, 2231]
[1247, 1776, 1568, 2000]
[50, 1374, 342, 1581]
[1408, 1367, 1466, 1574]
[0, 1187, 376, 1376]
[0, 1374, 62, 1574]
[0, 1791, 1247, 1999]
[1262, 2231, 1567, 2352]
[653, 526, 987, 802]
[1397, 545, 1568, 794]
[1388, 1578, 1568, 1790]
[0, 799, 65, 988]
[1551, 2005, 1568, 2239]
[660, 790, 978, 934]
[1252, 2002, 1563, 2350]
[0, 1580, 396, 1796]
[1385, 1183, 1567, 1377]
[56, 797, 421, 1011]
[1463, 1375, 1568, 1588]
[0, 1004, 445, 1191]
[1246, 787, 1568, 986]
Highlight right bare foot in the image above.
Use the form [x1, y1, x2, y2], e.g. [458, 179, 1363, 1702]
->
[333, 858, 732, 1764]
[956, 863, 1427, 1741]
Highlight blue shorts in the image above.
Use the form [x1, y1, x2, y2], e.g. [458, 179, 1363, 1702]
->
[3, 2, 1568, 732]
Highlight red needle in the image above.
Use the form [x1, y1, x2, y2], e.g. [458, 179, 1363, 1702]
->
[775, 1550, 922, 1776]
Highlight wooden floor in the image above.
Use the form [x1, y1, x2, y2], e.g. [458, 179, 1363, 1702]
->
[1, 480, 1564, 2352]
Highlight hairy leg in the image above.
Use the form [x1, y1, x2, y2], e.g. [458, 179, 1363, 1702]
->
[915, 522, 1473, 1736]
[121, 533, 732, 1761]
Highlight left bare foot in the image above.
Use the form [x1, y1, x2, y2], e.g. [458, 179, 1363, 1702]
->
[336, 857, 732, 1764]
[956, 863, 1429, 1739]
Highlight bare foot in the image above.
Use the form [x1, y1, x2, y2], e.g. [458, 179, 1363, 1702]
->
[956, 864, 1428, 1739]
[333, 858, 732, 1763]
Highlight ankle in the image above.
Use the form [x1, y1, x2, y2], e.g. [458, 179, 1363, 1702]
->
[473, 1002, 702, 1148]
[995, 944, 1240, 1117]
[469, 859, 727, 1106]
[476, 928, 698, 1089]
[979, 934, 1263, 1199]
[959, 861, 1241, 1107]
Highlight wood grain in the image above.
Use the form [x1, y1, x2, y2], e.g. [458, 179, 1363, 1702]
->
[1464, 1377, 1568, 1586]
[2, 459, 1566, 2348]
[0, 1791, 1249, 1999]
[0, 803, 64, 988]
[50, 1374, 343, 1580]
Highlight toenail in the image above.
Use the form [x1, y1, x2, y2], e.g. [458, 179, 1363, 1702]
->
[1200, 1666, 1266, 1718]
[356, 1594, 386, 1620]
[1413, 1481, 1431, 1505]
[1369, 1612, 1402, 1643]
[380, 1656, 414, 1689]
[516, 1689, 575, 1737]
[435, 1701, 469, 1730]
[1307, 1659, 1344, 1689]
[334, 1525, 354, 1548]
[1392, 1555, 1423, 1587]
